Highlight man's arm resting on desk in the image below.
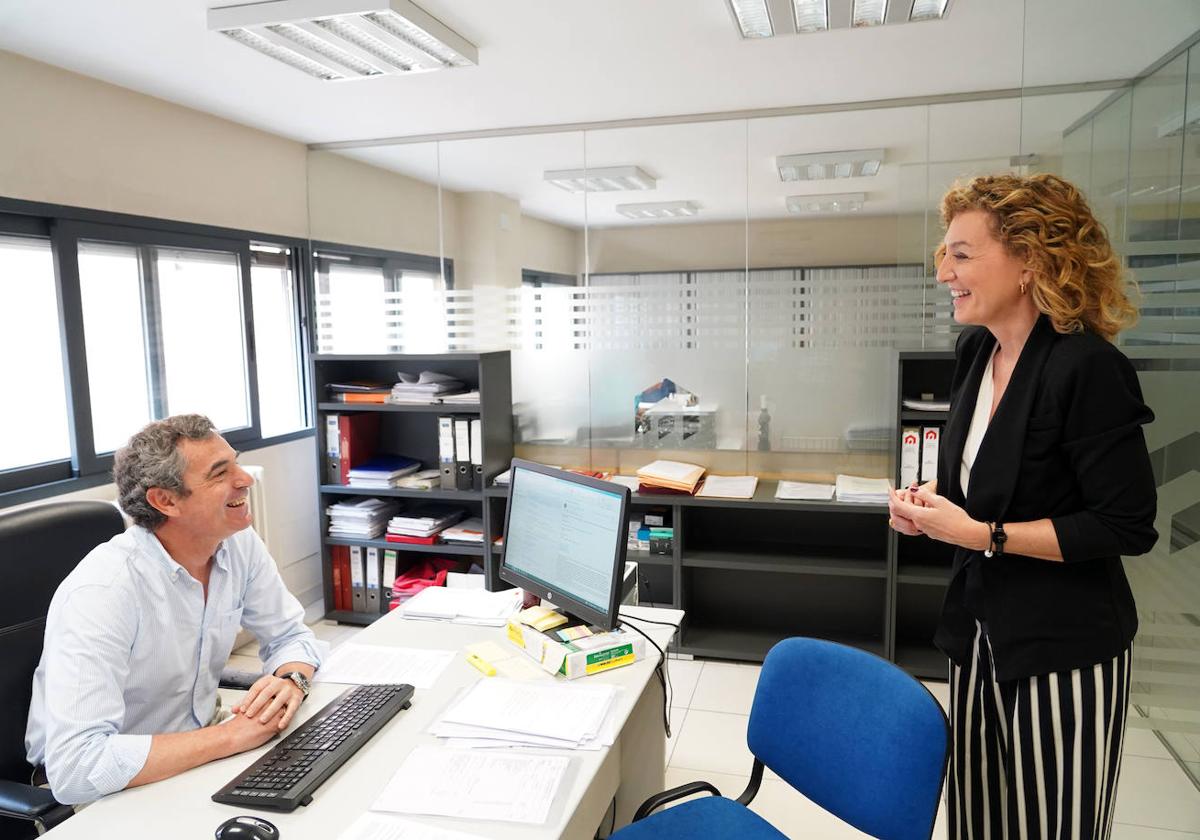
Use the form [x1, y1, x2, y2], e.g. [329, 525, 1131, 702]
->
[233, 662, 316, 729]
[126, 711, 285, 790]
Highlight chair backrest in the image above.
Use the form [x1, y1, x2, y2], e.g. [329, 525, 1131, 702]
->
[0, 501, 125, 783]
[747, 637, 949, 840]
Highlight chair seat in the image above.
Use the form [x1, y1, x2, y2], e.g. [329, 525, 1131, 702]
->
[613, 795, 790, 840]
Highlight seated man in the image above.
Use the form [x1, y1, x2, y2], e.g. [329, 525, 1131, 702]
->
[26, 414, 322, 804]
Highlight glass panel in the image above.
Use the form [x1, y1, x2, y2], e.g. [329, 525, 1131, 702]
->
[584, 120, 748, 475]
[1129, 53, 1187, 242]
[155, 247, 248, 430]
[1092, 92, 1133, 245]
[0, 235, 70, 470]
[250, 245, 305, 437]
[78, 240, 152, 454]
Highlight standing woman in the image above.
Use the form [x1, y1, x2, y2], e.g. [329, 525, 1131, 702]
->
[889, 173, 1158, 840]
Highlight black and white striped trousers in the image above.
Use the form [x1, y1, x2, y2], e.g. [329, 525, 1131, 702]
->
[948, 622, 1132, 840]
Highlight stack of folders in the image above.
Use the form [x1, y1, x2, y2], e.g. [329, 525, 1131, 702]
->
[387, 505, 465, 542]
[441, 517, 485, 545]
[438, 416, 485, 491]
[636, 460, 706, 495]
[429, 678, 619, 751]
[390, 371, 466, 404]
[346, 455, 421, 489]
[327, 498, 401, 539]
[834, 474, 892, 504]
[326, 381, 392, 404]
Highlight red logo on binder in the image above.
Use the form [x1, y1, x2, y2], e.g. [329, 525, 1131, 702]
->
[925, 429, 938, 441]
[903, 432, 918, 445]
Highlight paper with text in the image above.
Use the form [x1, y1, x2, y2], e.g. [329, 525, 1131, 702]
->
[438, 678, 615, 743]
[313, 644, 454, 689]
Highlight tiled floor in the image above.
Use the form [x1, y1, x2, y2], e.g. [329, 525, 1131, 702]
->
[232, 624, 1200, 838]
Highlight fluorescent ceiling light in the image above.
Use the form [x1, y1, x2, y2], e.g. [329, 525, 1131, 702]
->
[776, 149, 886, 181]
[909, 0, 950, 22]
[544, 166, 656, 193]
[793, 0, 829, 33]
[726, 0, 774, 38]
[208, 0, 477, 81]
[786, 192, 866, 214]
[615, 201, 701, 220]
[852, 0, 888, 27]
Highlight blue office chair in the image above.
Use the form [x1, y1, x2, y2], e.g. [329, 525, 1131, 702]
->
[613, 637, 949, 840]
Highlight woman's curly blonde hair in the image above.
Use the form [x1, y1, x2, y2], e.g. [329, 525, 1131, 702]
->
[938, 173, 1138, 341]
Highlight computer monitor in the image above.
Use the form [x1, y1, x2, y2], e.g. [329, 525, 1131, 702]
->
[499, 458, 631, 630]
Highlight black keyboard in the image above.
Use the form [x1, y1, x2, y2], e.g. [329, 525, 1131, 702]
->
[212, 683, 414, 812]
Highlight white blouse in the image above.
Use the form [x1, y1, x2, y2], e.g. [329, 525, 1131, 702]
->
[959, 346, 998, 497]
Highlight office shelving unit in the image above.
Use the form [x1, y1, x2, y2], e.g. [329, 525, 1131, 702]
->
[892, 350, 957, 678]
[313, 352, 512, 625]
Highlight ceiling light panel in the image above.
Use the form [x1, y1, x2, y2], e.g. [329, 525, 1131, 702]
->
[851, 0, 888, 27]
[208, 0, 477, 81]
[776, 149, 886, 181]
[615, 201, 701, 220]
[726, 0, 774, 38]
[544, 166, 657, 193]
[786, 192, 866, 214]
[793, 0, 829, 32]
[909, 0, 950, 22]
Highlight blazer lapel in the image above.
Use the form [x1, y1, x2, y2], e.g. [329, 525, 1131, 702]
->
[965, 314, 1058, 521]
[941, 330, 996, 507]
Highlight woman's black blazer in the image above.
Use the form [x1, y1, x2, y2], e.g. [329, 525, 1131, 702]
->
[932, 314, 1158, 681]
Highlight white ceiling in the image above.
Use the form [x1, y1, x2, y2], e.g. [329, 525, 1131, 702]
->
[1, 0, 1196, 228]
[0, 0, 1196, 145]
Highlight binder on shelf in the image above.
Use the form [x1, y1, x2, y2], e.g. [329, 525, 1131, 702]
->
[920, 427, 940, 483]
[438, 416, 456, 491]
[365, 546, 381, 613]
[325, 414, 341, 485]
[337, 413, 380, 485]
[339, 547, 353, 612]
[381, 549, 398, 611]
[899, 427, 920, 487]
[453, 418, 472, 491]
[469, 419, 483, 491]
[350, 545, 367, 613]
[331, 545, 344, 611]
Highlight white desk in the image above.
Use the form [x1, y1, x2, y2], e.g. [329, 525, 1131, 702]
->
[45, 605, 681, 840]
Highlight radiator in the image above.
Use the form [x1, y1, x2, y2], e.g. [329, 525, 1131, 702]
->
[242, 464, 273, 564]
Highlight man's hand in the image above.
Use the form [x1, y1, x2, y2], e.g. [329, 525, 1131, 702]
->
[221, 708, 287, 753]
[233, 675, 305, 731]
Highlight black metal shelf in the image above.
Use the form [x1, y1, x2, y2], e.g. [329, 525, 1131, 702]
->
[680, 624, 885, 663]
[323, 537, 484, 556]
[324, 609, 385, 627]
[320, 484, 483, 501]
[896, 564, 954, 586]
[317, 402, 481, 414]
[900, 410, 949, 423]
[895, 643, 946, 679]
[681, 550, 886, 579]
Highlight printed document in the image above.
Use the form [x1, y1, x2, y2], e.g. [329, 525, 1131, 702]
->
[437, 678, 615, 743]
[774, 481, 834, 501]
[696, 475, 758, 499]
[313, 644, 454, 689]
[338, 813, 488, 840]
[372, 746, 569, 824]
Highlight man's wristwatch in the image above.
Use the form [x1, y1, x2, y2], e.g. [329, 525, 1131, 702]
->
[279, 670, 311, 699]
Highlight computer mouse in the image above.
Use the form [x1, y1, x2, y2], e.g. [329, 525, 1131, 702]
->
[214, 815, 280, 840]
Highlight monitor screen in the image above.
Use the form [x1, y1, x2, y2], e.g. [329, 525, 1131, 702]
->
[499, 459, 630, 630]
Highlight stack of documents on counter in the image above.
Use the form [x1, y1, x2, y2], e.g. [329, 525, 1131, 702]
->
[429, 678, 619, 750]
[775, 480, 834, 501]
[313, 643, 453, 688]
[636, 459, 706, 494]
[326, 498, 401, 539]
[696, 474, 758, 499]
[400, 586, 523, 626]
[834, 474, 892, 503]
[439, 390, 480, 404]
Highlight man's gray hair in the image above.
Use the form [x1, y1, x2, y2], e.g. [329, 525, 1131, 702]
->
[114, 414, 217, 530]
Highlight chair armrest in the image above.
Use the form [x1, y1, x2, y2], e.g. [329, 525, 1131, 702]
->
[218, 668, 262, 690]
[0, 780, 74, 829]
[632, 781, 722, 822]
[734, 759, 765, 806]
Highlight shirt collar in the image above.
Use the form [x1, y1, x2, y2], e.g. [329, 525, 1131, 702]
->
[132, 525, 232, 579]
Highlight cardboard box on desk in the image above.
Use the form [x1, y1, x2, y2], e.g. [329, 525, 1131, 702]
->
[505, 620, 645, 679]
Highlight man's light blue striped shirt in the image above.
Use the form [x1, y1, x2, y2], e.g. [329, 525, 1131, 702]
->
[25, 525, 321, 804]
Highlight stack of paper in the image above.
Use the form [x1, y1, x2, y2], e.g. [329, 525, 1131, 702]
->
[441, 516, 485, 544]
[347, 455, 421, 489]
[390, 371, 466, 404]
[313, 643, 454, 688]
[372, 747, 569, 825]
[327, 498, 401, 539]
[400, 586, 523, 626]
[835, 474, 892, 503]
[636, 460, 706, 494]
[775, 480, 835, 501]
[440, 390, 480, 405]
[428, 678, 619, 751]
[393, 468, 442, 490]
[696, 475, 758, 499]
[388, 505, 465, 539]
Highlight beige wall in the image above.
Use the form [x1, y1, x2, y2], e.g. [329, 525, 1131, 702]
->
[588, 213, 930, 274]
[0, 50, 308, 237]
[522, 214, 583, 278]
